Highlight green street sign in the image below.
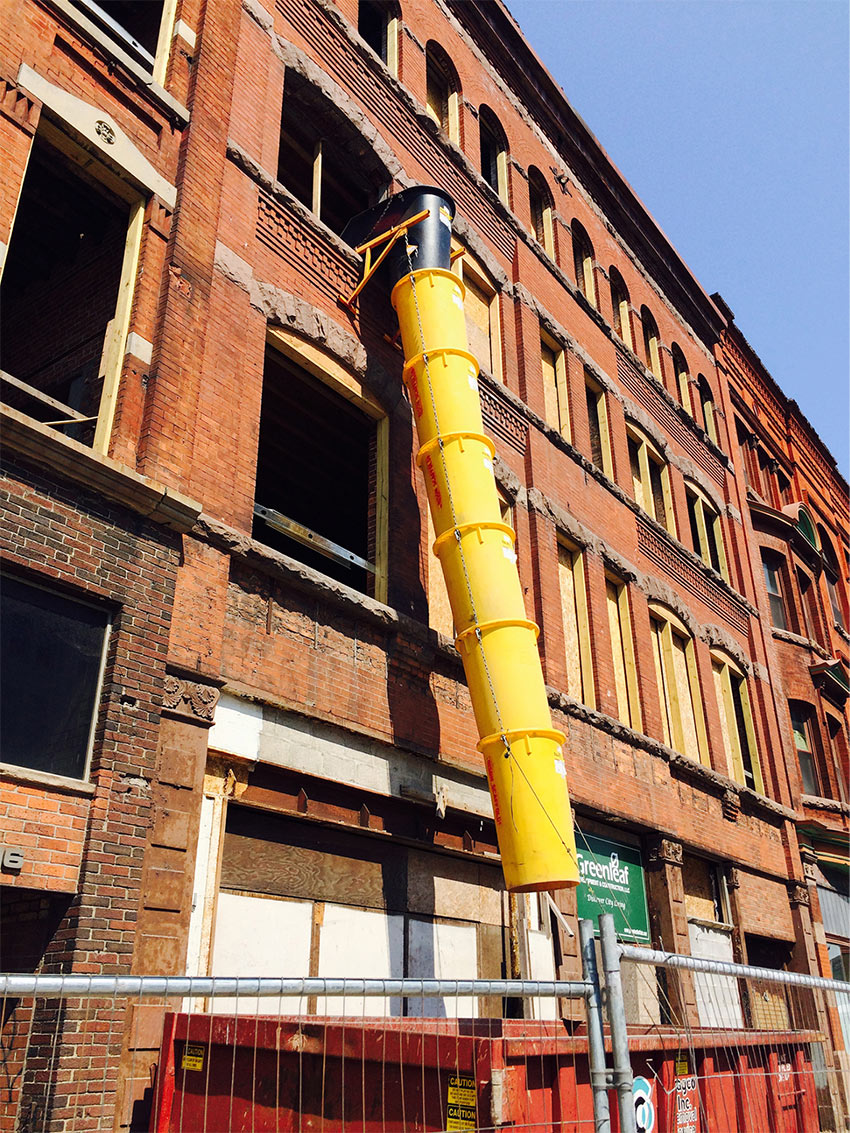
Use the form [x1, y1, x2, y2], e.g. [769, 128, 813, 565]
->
[576, 834, 650, 943]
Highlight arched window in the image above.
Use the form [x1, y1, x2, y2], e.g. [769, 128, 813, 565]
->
[671, 344, 692, 414]
[358, 0, 400, 74]
[685, 481, 728, 579]
[278, 70, 390, 237]
[627, 424, 675, 536]
[425, 41, 460, 143]
[571, 219, 596, 308]
[640, 306, 663, 380]
[649, 603, 708, 765]
[528, 166, 554, 256]
[479, 106, 508, 203]
[609, 267, 632, 349]
[712, 652, 763, 792]
[697, 375, 718, 444]
[819, 527, 847, 630]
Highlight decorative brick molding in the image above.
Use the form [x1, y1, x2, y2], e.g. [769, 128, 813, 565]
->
[648, 837, 683, 867]
[726, 867, 741, 889]
[480, 381, 528, 454]
[721, 788, 740, 822]
[162, 674, 220, 726]
[0, 76, 40, 134]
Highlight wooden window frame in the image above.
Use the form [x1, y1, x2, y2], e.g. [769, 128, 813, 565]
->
[789, 701, 822, 798]
[640, 307, 663, 382]
[540, 330, 570, 441]
[262, 327, 389, 604]
[698, 376, 719, 445]
[360, 2, 400, 76]
[69, 0, 178, 83]
[627, 425, 675, 537]
[761, 551, 788, 630]
[528, 168, 554, 257]
[425, 43, 459, 142]
[585, 373, 613, 478]
[685, 482, 728, 580]
[606, 573, 641, 730]
[650, 604, 708, 765]
[572, 222, 597, 308]
[672, 346, 692, 416]
[479, 108, 508, 205]
[452, 242, 502, 383]
[609, 268, 633, 351]
[558, 539, 595, 709]
[711, 651, 763, 793]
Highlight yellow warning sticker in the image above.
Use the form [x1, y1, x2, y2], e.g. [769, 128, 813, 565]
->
[181, 1043, 205, 1071]
[675, 1057, 690, 1077]
[446, 1076, 476, 1129]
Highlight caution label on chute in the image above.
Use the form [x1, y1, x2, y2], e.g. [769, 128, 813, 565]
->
[446, 1076, 476, 1129]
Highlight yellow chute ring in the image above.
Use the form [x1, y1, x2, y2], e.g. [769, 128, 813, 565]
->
[432, 520, 515, 557]
[455, 618, 540, 654]
[477, 727, 567, 755]
[415, 430, 495, 467]
[402, 346, 479, 384]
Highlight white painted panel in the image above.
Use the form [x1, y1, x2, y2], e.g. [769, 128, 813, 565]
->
[210, 892, 312, 1014]
[316, 904, 404, 1016]
[688, 921, 744, 1028]
[406, 919, 478, 1018]
[184, 794, 215, 978]
[208, 692, 262, 760]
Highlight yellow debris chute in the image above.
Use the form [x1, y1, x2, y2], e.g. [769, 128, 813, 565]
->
[342, 187, 578, 892]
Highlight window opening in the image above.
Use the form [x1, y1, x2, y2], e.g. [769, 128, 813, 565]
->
[819, 528, 847, 630]
[558, 542, 594, 708]
[478, 107, 508, 203]
[0, 575, 109, 780]
[69, 0, 167, 72]
[606, 575, 640, 729]
[278, 71, 388, 237]
[452, 244, 501, 382]
[253, 346, 379, 595]
[584, 373, 612, 476]
[711, 653, 762, 791]
[528, 167, 554, 256]
[790, 702, 820, 796]
[761, 552, 788, 630]
[541, 332, 570, 440]
[609, 267, 632, 349]
[425, 43, 459, 141]
[826, 716, 848, 803]
[359, 1, 398, 72]
[686, 484, 727, 578]
[628, 426, 674, 536]
[571, 220, 596, 307]
[672, 345, 692, 414]
[0, 133, 138, 450]
[797, 568, 823, 645]
[640, 306, 663, 381]
[650, 607, 707, 765]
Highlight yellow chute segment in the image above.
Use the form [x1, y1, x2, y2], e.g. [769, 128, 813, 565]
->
[392, 267, 579, 891]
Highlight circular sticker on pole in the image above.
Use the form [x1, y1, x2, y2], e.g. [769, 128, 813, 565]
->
[633, 1076, 656, 1133]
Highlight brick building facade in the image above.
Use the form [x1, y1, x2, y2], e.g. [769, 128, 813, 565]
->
[0, 0, 847, 1127]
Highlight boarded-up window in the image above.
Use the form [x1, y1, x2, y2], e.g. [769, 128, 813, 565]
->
[627, 426, 674, 536]
[541, 334, 570, 440]
[712, 654, 763, 793]
[650, 608, 707, 764]
[606, 577, 640, 729]
[465, 273, 494, 374]
[558, 543, 594, 707]
[585, 374, 612, 476]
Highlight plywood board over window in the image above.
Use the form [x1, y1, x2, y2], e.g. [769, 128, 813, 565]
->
[650, 604, 708, 765]
[558, 541, 594, 708]
[606, 575, 640, 729]
[541, 331, 570, 441]
[452, 242, 502, 383]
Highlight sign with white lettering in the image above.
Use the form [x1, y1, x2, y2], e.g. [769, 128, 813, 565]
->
[576, 834, 650, 942]
[673, 1056, 699, 1133]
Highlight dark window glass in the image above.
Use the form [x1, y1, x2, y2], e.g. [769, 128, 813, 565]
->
[687, 494, 701, 556]
[762, 554, 787, 630]
[70, 0, 164, 62]
[358, 1, 387, 61]
[0, 577, 108, 779]
[648, 459, 667, 528]
[585, 383, 603, 469]
[730, 675, 755, 789]
[790, 702, 820, 796]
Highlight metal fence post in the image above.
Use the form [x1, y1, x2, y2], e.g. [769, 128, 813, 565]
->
[579, 918, 611, 1133]
[599, 913, 635, 1133]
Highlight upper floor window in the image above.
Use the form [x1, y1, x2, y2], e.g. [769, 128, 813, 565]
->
[640, 306, 663, 381]
[819, 529, 847, 630]
[585, 372, 613, 477]
[606, 575, 641, 729]
[826, 715, 848, 804]
[478, 106, 509, 204]
[253, 333, 388, 601]
[571, 220, 596, 308]
[650, 604, 707, 765]
[761, 551, 788, 630]
[359, 1, 400, 75]
[558, 541, 594, 708]
[736, 418, 761, 493]
[540, 331, 570, 441]
[671, 345, 692, 415]
[528, 166, 554, 257]
[425, 41, 460, 142]
[69, 0, 172, 81]
[712, 652, 763, 792]
[686, 483, 728, 579]
[453, 244, 502, 382]
[278, 71, 388, 237]
[0, 131, 145, 454]
[609, 267, 633, 350]
[627, 426, 675, 536]
[789, 701, 821, 796]
[697, 376, 718, 445]
[1, 575, 109, 782]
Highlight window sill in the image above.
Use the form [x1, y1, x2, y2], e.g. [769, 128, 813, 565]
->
[770, 625, 831, 659]
[1, 404, 201, 533]
[0, 762, 96, 796]
[44, 0, 190, 125]
[800, 794, 849, 816]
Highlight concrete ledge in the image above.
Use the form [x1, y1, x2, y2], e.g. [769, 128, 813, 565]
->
[1, 405, 201, 533]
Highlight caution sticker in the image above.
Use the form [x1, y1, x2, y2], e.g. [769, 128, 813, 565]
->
[446, 1076, 476, 1130]
[181, 1043, 205, 1071]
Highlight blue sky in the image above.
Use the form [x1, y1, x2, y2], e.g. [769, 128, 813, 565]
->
[506, 0, 849, 478]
